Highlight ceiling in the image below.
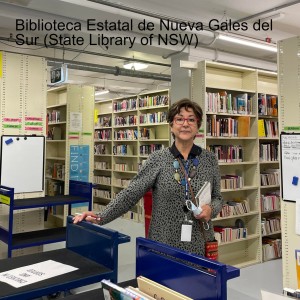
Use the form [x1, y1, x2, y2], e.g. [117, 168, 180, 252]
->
[0, 0, 299, 98]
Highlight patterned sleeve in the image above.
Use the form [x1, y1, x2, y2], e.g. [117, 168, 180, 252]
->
[210, 154, 224, 219]
[97, 151, 161, 225]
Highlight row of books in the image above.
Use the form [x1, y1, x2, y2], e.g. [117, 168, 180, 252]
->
[94, 144, 107, 155]
[97, 130, 158, 144]
[113, 98, 137, 112]
[47, 126, 63, 140]
[139, 128, 155, 140]
[258, 119, 279, 138]
[217, 199, 250, 218]
[94, 143, 163, 162]
[221, 174, 244, 190]
[94, 175, 111, 185]
[206, 115, 250, 137]
[98, 115, 167, 127]
[205, 91, 253, 115]
[140, 144, 164, 155]
[95, 161, 110, 170]
[261, 216, 281, 235]
[260, 191, 280, 212]
[46, 163, 65, 180]
[113, 179, 131, 188]
[139, 95, 169, 107]
[47, 110, 63, 123]
[114, 115, 137, 126]
[207, 144, 243, 162]
[96, 116, 111, 128]
[214, 226, 248, 244]
[114, 129, 138, 140]
[259, 142, 279, 162]
[95, 129, 112, 140]
[139, 112, 168, 124]
[262, 237, 282, 261]
[113, 144, 134, 155]
[258, 94, 278, 116]
[114, 163, 134, 171]
[45, 179, 64, 196]
[93, 187, 111, 199]
[260, 169, 280, 186]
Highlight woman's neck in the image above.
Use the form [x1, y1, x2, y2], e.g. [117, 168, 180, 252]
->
[175, 140, 194, 160]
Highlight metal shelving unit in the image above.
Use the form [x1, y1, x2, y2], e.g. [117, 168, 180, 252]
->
[192, 61, 281, 267]
[94, 89, 170, 223]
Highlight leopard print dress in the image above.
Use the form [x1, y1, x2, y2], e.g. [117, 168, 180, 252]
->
[98, 144, 223, 256]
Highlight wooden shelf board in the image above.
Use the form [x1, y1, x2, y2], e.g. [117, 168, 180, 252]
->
[46, 157, 66, 161]
[213, 211, 259, 221]
[219, 234, 260, 247]
[221, 186, 259, 192]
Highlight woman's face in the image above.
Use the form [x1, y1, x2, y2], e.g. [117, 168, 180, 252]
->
[170, 107, 199, 143]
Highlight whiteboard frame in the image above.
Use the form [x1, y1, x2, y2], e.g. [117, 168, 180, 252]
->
[0, 135, 45, 193]
[280, 132, 300, 202]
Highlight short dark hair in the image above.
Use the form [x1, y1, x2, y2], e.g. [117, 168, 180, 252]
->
[167, 98, 203, 128]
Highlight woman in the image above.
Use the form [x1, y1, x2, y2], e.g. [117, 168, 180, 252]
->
[73, 98, 223, 256]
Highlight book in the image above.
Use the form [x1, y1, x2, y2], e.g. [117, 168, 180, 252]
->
[270, 95, 278, 116]
[258, 94, 266, 115]
[258, 119, 266, 137]
[101, 279, 134, 300]
[237, 116, 250, 137]
[126, 287, 153, 300]
[236, 93, 248, 114]
[137, 276, 192, 300]
[195, 181, 211, 207]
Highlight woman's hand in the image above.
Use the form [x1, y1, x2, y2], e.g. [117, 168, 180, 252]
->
[72, 211, 100, 224]
[194, 204, 212, 222]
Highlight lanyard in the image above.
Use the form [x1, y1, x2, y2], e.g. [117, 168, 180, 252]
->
[184, 159, 189, 200]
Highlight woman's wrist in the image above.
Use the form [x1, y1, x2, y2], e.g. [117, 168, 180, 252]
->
[95, 212, 102, 224]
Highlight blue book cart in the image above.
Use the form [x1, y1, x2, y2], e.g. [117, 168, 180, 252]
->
[136, 237, 240, 300]
[0, 216, 130, 300]
[0, 180, 93, 257]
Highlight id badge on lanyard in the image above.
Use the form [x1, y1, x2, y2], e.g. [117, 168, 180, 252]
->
[181, 159, 192, 242]
[181, 222, 192, 242]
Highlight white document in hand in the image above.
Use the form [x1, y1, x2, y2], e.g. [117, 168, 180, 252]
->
[195, 181, 211, 207]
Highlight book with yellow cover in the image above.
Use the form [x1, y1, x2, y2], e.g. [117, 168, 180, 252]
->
[258, 119, 266, 137]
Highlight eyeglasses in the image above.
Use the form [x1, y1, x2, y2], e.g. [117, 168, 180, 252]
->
[174, 117, 198, 125]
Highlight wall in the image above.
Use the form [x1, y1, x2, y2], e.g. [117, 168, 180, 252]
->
[278, 36, 300, 289]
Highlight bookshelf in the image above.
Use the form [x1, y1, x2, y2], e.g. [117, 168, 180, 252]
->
[192, 61, 281, 268]
[94, 90, 170, 223]
[46, 87, 67, 195]
[257, 71, 281, 262]
[46, 84, 94, 227]
[94, 99, 113, 207]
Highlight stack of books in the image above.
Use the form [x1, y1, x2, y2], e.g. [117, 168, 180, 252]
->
[101, 276, 192, 300]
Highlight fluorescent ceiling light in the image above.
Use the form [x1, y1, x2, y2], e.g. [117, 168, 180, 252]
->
[219, 34, 277, 52]
[260, 12, 285, 22]
[123, 62, 148, 70]
[95, 89, 110, 96]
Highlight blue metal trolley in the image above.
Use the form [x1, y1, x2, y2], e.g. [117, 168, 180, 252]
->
[0, 216, 130, 300]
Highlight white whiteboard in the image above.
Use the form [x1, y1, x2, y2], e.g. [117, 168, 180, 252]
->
[0, 135, 45, 193]
[280, 133, 300, 202]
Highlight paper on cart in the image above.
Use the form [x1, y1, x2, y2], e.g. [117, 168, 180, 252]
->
[0, 260, 78, 288]
[195, 181, 211, 207]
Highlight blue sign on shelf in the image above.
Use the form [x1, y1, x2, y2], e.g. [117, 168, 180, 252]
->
[69, 145, 89, 182]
